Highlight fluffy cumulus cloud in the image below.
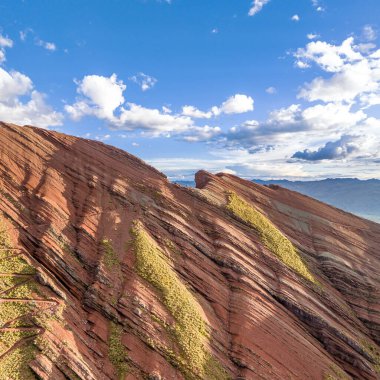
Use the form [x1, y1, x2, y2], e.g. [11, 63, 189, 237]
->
[182, 105, 213, 119]
[217, 94, 254, 114]
[207, 35, 380, 178]
[65, 74, 126, 120]
[129, 72, 157, 91]
[115, 103, 194, 135]
[66, 74, 223, 138]
[295, 36, 380, 104]
[292, 135, 362, 161]
[182, 126, 222, 142]
[224, 102, 366, 150]
[64, 34, 380, 179]
[0, 67, 63, 127]
[248, 0, 270, 16]
[299, 59, 378, 103]
[183, 94, 254, 119]
[294, 37, 363, 73]
[0, 69, 32, 102]
[65, 74, 254, 140]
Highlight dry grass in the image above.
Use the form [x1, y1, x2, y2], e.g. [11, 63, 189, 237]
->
[131, 222, 229, 379]
[226, 192, 315, 283]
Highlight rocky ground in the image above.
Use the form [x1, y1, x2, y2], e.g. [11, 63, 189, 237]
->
[0, 122, 379, 380]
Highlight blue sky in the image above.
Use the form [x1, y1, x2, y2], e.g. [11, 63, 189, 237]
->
[0, 0, 379, 180]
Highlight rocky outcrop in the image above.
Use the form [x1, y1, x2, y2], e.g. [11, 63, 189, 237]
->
[0, 122, 379, 380]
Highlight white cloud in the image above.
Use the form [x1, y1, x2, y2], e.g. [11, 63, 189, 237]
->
[162, 106, 172, 114]
[36, 39, 57, 51]
[182, 94, 254, 119]
[360, 92, 380, 108]
[19, 31, 27, 41]
[19, 28, 33, 42]
[129, 72, 157, 91]
[292, 135, 363, 161]
[307, 33, 319, 40]
[0, 68, 33, 102]
[300, 102, 366, 130]
[149, 34, 380, 180]
[295, 37, 363, 73]
[182, 105, 212, 119]
[66, 75, 196, 136]
[299, 58, 378, 103]
[311, 0, 324, 11]
[363, 25, 377, 42]
[116, 103, 194, 135]
[19, 29, 56, 51]
[182, 125, 221, 142]
[291, 14, 300, 22]
[0, 35, 13, 48]
[222, 102, 368, 154]
[215, 94, 254, 115]
[295, 36, 380, 105]
[0, 34, 13, 64]
[66, 74, 232, 139]
[295, 61, 310, 69]
[211, 28, 218, 34]
[148, 153, 308, 181]
[66, 74, 126, 120]
[248, 0, 270, 16]
[0, 67, 63, 128]
[265, 86, 277, 94]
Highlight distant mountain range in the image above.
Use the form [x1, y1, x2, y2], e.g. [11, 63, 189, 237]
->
[252, 178, 380, 224]
[175, 178, 380, 223]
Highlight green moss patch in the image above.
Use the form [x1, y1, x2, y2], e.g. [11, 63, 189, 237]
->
[131, 222, 229, 379]
[0, 276, 26, 293]
[109, 322, 129, 379]
[0, 344, 37, 380]
[0, 330, 38, 355]
[101, 239, 119, 270]
[0, 301, 35, 326]
[226, 192, 315, 283]
[2, 280, 38, 299]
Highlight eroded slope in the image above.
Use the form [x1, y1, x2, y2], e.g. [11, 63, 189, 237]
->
[0, 122, 379, 380]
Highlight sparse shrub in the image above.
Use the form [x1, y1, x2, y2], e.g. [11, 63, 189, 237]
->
[100, 238, 119, 269]
[361, 339, 380, 373]
[109, 322, 129, 379]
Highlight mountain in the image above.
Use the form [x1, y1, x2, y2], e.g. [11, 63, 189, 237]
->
[0, 122, 380, 380]
[252, 179, 380, 224]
